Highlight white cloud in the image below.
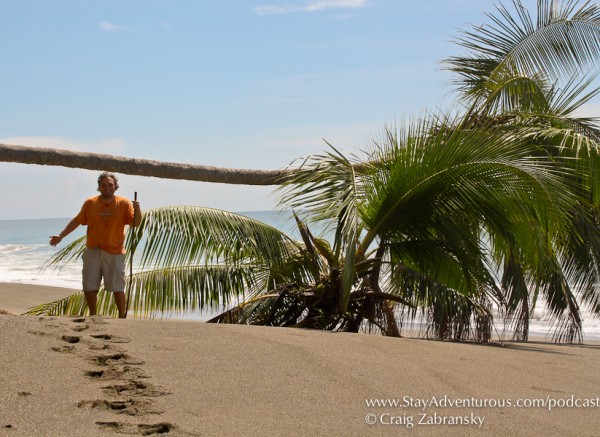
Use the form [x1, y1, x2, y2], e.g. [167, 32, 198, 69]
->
[97, 21, 128, 32]
[254, 5, 289, 15]
[254, 0, 368, 15]
[305, 0, 367, 12]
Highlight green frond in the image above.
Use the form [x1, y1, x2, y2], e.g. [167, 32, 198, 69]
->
[42, 235, 86, 273]
[541, 267, 583, 343]
[360, 122, 575, 247]
[277, 145, 367, 311]
[125, 264, 263, 317]
[277, 144, 364, 255]
[386, 261, 496, 342]
[136, 206, 300, 269]
[206, 293, 284, 324]
[24, 292, 85, 316]
[24, 290, 118, 317]
[208, 284, 328, 328]
[445, 0, 600, 103]
[501, 256, 534, 340]
[560, 205, 600, 315]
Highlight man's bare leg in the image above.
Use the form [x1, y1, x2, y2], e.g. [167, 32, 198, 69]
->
[84, 291, 98, 316]
[113, 292, 127, 319]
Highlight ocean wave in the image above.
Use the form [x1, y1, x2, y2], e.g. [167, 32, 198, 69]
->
[0, 241, 81, 289]
[0, 244, 32, 253]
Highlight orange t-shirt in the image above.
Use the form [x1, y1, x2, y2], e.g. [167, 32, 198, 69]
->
[75, 195, 134, 254]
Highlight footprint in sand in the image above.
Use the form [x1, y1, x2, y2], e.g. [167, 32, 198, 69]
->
[78, 325, 177, 434]
[95, 421, 174, 435]
[70, 316, 107, 325]
[78, 397, 160, 416]
[90, 333, 130, 343]
[84, 365, 148, 380]
[101, 380, 170, 398]
[27, 330, 53, 336]
[88, 352, 145, 367]
[88, 342, 113, 351]
[51, 344, 75, 353]
[70, 317, 91, 332]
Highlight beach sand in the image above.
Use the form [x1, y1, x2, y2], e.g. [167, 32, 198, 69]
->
[0, 283, 78, 315]
[0, 283, 599, 436]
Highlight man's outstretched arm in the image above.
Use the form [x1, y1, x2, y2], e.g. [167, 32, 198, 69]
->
[49, 218, 80, 246]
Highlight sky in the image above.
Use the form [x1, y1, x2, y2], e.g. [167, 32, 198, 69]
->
[1, 0, 598, 220]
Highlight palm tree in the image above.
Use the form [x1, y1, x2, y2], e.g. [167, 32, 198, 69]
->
[27, 116, 585, 342]
[27, 0, 600, 343]
[443, 0, 600, 341]
[272, 118, 582, 341]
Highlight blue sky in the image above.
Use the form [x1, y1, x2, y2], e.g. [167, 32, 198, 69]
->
[1, 0, 597, 219]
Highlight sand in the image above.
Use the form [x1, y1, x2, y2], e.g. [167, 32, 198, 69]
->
[0, 283, 78, 315]
[0, 283, 599, 437]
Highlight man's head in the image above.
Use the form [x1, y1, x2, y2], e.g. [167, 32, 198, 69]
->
[97, 172, 119, 190]
[97, 172, 119, 197]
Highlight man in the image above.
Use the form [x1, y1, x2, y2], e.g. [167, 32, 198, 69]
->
[50, 172, 142, 318]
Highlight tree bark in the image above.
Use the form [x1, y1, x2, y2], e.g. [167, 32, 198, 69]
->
[0, 143, 293, 186]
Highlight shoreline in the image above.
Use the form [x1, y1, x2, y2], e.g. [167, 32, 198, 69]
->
[2, 281, 599, 343]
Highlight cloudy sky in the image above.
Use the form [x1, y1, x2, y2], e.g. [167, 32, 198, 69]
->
[1, 0, 597, 219]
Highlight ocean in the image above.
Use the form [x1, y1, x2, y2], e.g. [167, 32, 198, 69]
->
[1, 213, 598, 340]
[0, 217, 85, 288]
[0, 211, 298, 289]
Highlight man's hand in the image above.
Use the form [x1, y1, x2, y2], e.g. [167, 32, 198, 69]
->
[132, 200, 142, 226]
[50, 218, 80, 246]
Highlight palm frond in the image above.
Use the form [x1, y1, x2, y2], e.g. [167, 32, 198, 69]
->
[277, 143, 364, 254]
[277, 144, 366, 310]
[541, 266, 584, 342]
[501, 255, 534, 340]
[42, 235, 86, 273]
[125, 264, 264, 317]
[24, 290, 117, 317]
[560, 205, 600, 316]
[445, 0, 600, 101]
[360, 121, 576, 249]
[385, 260, 496, 342]
[137, 206, 300, 269]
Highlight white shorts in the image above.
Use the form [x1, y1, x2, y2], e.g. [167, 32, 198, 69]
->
[82, 248, 126, 292]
